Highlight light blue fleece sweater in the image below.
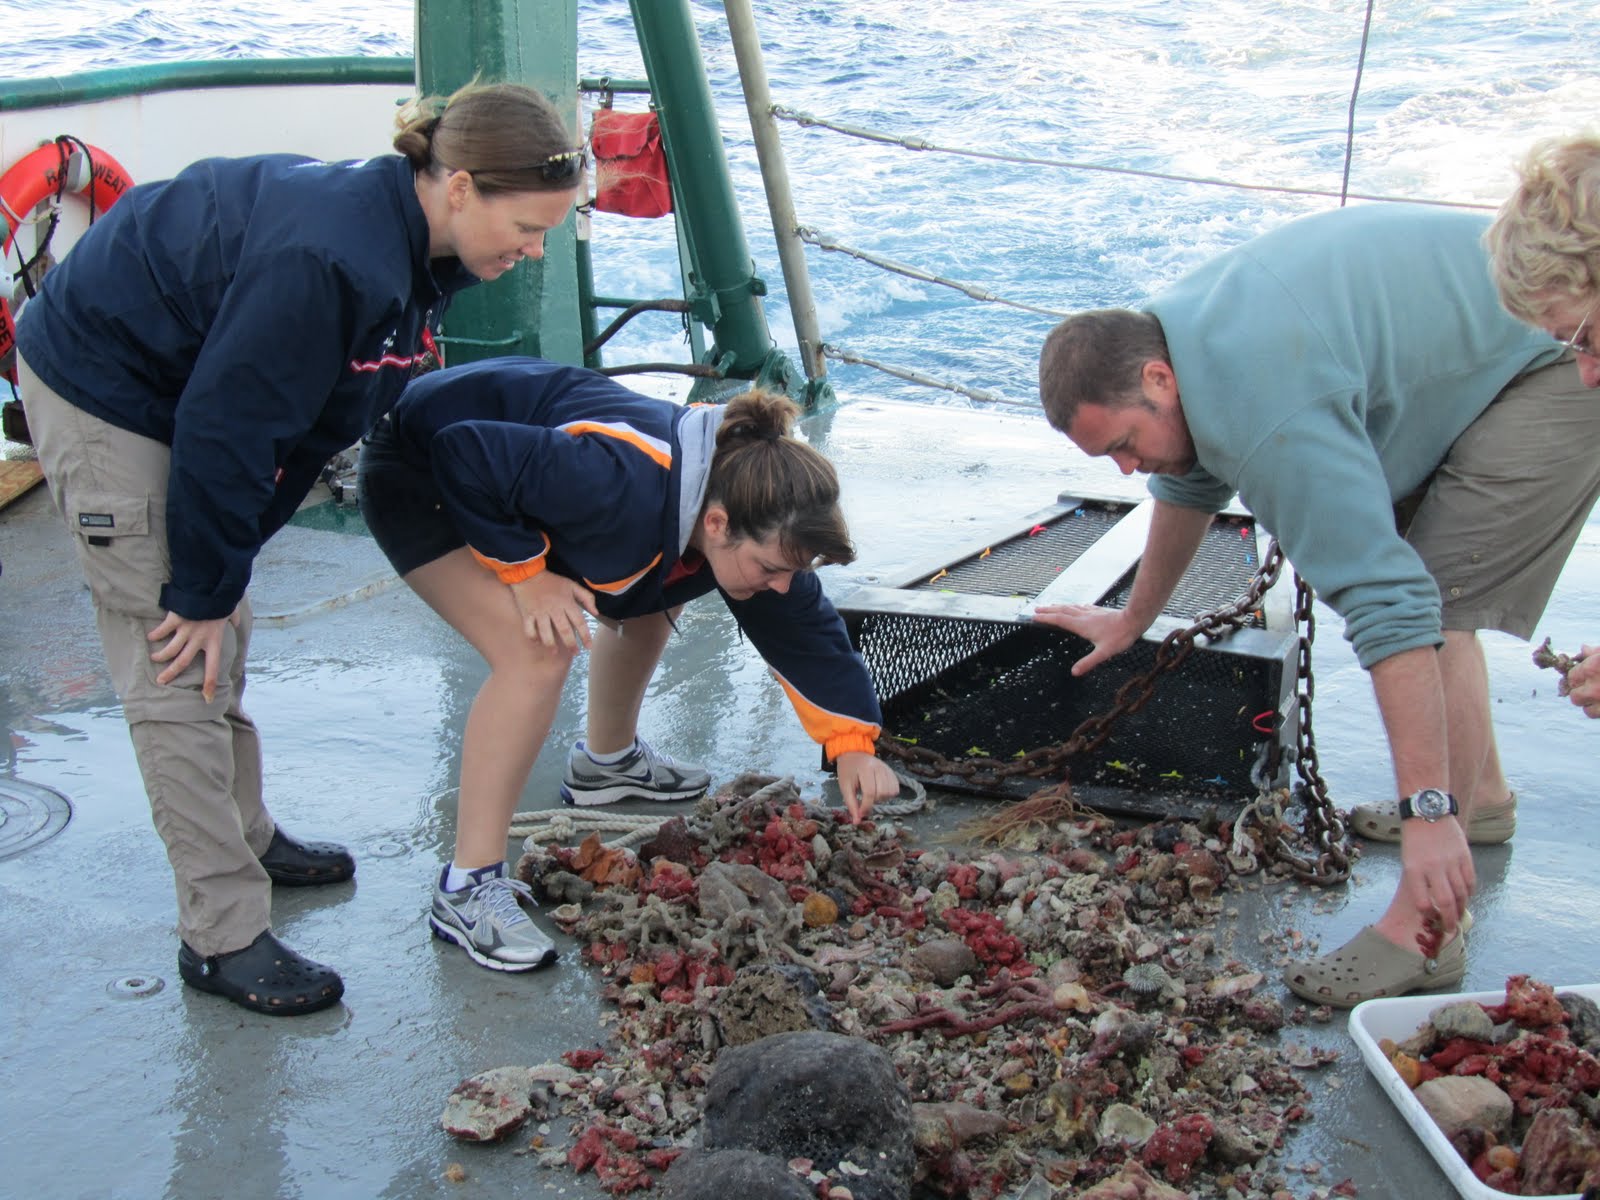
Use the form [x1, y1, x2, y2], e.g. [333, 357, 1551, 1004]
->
[1145, 203, 1560, 669]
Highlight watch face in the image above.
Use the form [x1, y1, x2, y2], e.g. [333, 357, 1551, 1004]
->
[1414, 789, 1451, 820]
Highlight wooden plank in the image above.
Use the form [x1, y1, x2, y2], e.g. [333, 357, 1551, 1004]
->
[1031, 497, 1155, 607]
[0, 458, 44, 511]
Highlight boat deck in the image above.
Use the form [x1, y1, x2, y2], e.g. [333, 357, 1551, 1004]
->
[2, 396, 1596, 1200]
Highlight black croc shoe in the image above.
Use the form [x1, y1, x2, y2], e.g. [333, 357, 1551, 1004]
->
[258, 828, 356, 887]
[178, 929, 345, 1016]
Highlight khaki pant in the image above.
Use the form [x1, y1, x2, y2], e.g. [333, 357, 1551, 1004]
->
[1402, 353, 1600, 638]
[21, 355, 275, 956]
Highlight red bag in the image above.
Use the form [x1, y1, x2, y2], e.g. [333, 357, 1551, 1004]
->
[590, 109, 673, 219]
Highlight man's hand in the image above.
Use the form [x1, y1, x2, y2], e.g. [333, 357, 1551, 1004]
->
[1568, 645, 1599, 717]
[147, 605, 243, 702]
[509, 572, 598, 651]
[1033, 603, 1142, 676]
[1398, 817, 1475, 933]
[835, 751, 900, 824]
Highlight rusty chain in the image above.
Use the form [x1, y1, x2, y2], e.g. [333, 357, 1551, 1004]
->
[876, 537, 1353, 885]
[1260, 570, 1352, 885]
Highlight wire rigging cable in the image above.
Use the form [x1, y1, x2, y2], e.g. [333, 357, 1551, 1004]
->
[770, 105, 1496, 213]
[768, 0, 1482, 407]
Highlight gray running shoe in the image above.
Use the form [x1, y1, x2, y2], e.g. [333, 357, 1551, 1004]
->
[560, 738, 711, 807]
[429, 869, 557, 972]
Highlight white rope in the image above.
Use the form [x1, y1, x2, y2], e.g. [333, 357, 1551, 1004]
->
[510, 770, 928, 854]
[513, 807, 668, 853]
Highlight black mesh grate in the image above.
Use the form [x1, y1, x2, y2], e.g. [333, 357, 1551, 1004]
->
[915, 505, 1121, 597]
[914, 504, 1262, 623]
[849, 611, 1283, 799]
[1102, 515, 1262, 622]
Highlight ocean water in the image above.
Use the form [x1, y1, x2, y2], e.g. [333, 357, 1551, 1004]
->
[9, 0, 1600, 406]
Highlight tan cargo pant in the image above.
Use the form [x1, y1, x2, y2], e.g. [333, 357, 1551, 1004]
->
[21, 355, 275, 956]
[1401, 352, 1600, 638]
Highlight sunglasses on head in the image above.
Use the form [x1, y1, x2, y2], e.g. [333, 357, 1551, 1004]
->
[468, 148, 587, 188]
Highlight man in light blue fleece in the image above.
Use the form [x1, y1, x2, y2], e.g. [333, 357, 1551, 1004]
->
[1034, 202, 1600, 1007]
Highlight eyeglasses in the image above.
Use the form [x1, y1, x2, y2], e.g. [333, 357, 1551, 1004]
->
[1558, 304, 1599, 359]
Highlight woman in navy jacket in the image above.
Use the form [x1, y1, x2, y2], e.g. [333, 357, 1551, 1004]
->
[18, 83, 583, 1015]
[360, 357, 900, 972]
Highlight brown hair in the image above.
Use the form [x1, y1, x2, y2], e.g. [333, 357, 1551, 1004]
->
[1485, 133, 1600, 323]
[1038, 308, 1169, 432]
[705, 390, 856, 568]
[393, 81, 580, 195]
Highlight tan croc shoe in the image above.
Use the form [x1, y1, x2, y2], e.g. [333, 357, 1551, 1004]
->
[1282, 923, 1467, 1008]
[1347, 791, 1516, 846]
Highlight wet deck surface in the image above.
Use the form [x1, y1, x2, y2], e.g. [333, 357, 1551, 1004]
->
[2, 397, 1597, 1200]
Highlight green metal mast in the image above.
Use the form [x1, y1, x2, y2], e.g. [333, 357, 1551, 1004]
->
[627, 0, 797, 401]
[413, 0, 815, 406]
[413, 0, 583, 366]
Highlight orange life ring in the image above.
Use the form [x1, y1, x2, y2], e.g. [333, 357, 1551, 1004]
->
[0, 138, 135, 382]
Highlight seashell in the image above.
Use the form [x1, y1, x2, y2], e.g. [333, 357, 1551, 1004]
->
[1123, 962, 1179, 1000]
[1204, 970, 1265, 997]
[1052, 982, 1092, 1012]
[550, 902, 584, 927]
[1097, 1102, 1157, 1148]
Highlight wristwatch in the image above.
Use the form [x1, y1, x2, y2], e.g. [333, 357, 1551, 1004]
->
[1398, 787, 1459, 823]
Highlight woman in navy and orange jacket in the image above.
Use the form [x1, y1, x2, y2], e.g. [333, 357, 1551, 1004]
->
[359, 356, 899, 973]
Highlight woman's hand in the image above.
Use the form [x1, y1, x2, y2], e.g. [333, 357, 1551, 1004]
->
[835, 751, 901, 824]
[509, 572, 598, 650]
[1033, 603, 1142, 676]
[147, 605, 243, 702]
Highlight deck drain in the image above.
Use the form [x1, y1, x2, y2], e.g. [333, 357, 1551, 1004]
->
[108, 975, 165, 999]
[0, 778, 72, 861]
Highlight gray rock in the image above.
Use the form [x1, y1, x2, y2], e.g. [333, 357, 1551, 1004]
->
[658, 1149, 814, 1200]
[907, 938, 979, 987]
[1560, 992, 1600, 1054]
[703, 1031, 914, 1200]
[713, 963, 834, 1046]
[438, 1063, 576, 1143]
[1414, 1075, 1514, 1141]
[1429, 1000, 1495, 1043]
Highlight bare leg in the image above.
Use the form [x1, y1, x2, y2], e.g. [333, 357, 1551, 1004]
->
[406, 549, 576, 870]
[1437, 629, 1508, 821]
[584, 609, 678, 754]
[1373, 629, 1503, 941]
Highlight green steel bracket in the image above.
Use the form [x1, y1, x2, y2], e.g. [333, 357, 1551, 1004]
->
[800, 375, 838, 412]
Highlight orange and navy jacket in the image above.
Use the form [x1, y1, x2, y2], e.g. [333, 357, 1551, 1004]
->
[387, 357, 882, 761]
[15, 153, 478, 619]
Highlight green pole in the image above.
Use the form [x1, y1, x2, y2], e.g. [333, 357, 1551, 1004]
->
[627, 0, 795, 396]
[413, 0, 583, 366]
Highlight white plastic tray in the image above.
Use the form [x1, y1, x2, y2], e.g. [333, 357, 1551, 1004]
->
[1348, 984, 1600, 1200]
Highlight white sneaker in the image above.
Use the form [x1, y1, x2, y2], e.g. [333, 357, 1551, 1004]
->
[429, 867, 557, 972]
[559, 738, 711, 807]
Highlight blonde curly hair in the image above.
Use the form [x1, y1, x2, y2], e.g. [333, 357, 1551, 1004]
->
[1485, 133, 1600, 324]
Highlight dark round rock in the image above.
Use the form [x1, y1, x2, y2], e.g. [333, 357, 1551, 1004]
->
[702, 1030, 914, 1200]
[658, 1149, 814, 1200]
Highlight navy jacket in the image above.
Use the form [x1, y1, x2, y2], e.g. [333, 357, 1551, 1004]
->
[387, 357, 884, 759]
[16, 153, 479, 618]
